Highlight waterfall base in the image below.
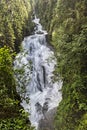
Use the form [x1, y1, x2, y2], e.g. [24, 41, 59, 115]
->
[38, 107, 57, 130]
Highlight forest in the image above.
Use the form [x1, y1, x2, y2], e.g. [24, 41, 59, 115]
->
[0, 0, 34, 129]
[0, 0, 87, 130]
[35, 0, 87, 130]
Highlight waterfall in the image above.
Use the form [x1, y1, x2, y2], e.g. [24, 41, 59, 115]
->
[14, 15, 62, 130]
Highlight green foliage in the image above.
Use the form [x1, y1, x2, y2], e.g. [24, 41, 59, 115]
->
[0, 109, 34, 130]
[0, 0, 34, 51]
[0, 1, 34, 129]
[0, 46, 15, 99]
[35, 0, 87, 130]
[0, 46, 20, 117]
[52, 1, 87, 129]
[76, 113, 87, 130]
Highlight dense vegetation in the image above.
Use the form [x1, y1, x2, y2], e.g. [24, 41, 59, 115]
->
[1, 0, 87, 129]
[35, 0, 87, 130]
[0, 0, 34, 129]
[0, 0, 34, 52]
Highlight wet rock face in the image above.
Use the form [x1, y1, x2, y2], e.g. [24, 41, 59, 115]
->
[37, 73, 43, 92]
[42, 66, 46, 88]
[35, 102, 42, 114]
[38, 107, 57, 130]
[42, 102, 48, 114]
[36, 31, 44, 34]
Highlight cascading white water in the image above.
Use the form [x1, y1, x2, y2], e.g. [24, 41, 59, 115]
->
[14, 16, 62, 129]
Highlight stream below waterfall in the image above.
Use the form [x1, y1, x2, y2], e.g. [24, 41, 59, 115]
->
[14, 15, 62, 130]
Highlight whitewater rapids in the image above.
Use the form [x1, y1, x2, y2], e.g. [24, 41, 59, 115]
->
[14, 15, 62, 129]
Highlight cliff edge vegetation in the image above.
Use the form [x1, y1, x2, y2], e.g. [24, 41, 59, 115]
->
[35, 0, 87, 130]
[0, 0, 34, 129]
